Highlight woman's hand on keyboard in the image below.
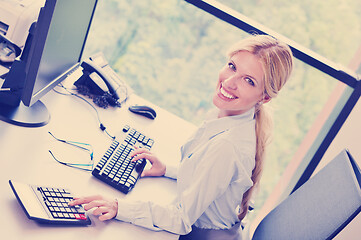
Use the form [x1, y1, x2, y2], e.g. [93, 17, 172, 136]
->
[68, 195, 118, 221]
[131, 147, 166, 177]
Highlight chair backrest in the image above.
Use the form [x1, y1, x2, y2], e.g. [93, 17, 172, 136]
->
[252, 149, 361, 240]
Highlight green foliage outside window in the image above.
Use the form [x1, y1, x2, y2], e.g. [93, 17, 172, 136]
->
[83, 0, 361, 221]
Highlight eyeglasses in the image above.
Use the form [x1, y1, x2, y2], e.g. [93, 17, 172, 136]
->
[48, 132, 94, 172]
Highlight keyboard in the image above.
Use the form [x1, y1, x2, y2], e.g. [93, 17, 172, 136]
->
[92, 125, 154, 194]
[9, 180, 91, 225]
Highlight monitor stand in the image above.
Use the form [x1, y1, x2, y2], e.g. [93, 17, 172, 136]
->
[0, 100, 50, 127]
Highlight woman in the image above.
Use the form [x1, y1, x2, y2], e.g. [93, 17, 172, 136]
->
[69, 34, 294, 239]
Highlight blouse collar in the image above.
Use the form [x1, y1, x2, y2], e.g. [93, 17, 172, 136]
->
[200, 107, 255, 140]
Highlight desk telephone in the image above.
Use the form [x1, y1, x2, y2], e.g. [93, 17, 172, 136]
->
[74, 52, 130, 108]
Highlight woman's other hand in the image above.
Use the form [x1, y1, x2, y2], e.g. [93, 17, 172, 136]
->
[130, 147, 166, 177]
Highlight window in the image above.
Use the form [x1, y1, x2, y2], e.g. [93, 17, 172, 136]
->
[221, 0, 361, 70]
[83, 0, 360, 221]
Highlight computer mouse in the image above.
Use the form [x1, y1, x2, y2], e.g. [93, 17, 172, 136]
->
[128, 105, 157, 120]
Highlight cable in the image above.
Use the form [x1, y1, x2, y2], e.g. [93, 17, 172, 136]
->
[53, 83, 115, 140]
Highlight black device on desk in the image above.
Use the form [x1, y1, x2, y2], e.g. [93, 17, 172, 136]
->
[9, 180, 91, 225]
[92, 125, 154, 194]
[129, 105, 157, 120]
[74, 52, 130, 108]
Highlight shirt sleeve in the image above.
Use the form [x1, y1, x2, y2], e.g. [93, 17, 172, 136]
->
[164, 163, 178, 179]
[115, 138, 240, 235]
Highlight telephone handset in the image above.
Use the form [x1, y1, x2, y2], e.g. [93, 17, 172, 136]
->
[74, 52, 130, 108]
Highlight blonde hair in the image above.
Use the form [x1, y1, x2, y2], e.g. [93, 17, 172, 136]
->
[227, 35, 294, 221]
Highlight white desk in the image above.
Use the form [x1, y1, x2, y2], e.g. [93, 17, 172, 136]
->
[0, 80, 196, 239]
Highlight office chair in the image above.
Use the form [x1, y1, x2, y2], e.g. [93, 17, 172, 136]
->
[251, 149, 361, 240]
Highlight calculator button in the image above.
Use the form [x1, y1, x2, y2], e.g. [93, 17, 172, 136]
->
[75, 214, 87, 220]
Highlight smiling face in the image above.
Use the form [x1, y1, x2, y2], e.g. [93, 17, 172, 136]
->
[213, 50, 268, 118]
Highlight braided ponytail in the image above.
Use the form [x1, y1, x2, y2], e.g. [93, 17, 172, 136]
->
[227, 35, 294, 221]
[239, 104, 272, 220]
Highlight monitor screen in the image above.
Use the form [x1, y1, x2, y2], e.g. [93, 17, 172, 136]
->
[23, 0, 98, 106]
[0, 0, 98, 127]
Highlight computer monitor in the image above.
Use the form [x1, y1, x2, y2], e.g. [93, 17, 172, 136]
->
[0, 0, 98, 127]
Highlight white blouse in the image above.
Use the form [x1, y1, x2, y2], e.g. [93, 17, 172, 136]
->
[115, 108, 256, 235]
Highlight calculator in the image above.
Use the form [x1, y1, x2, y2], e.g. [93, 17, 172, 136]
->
[9, 180, 91, 225]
